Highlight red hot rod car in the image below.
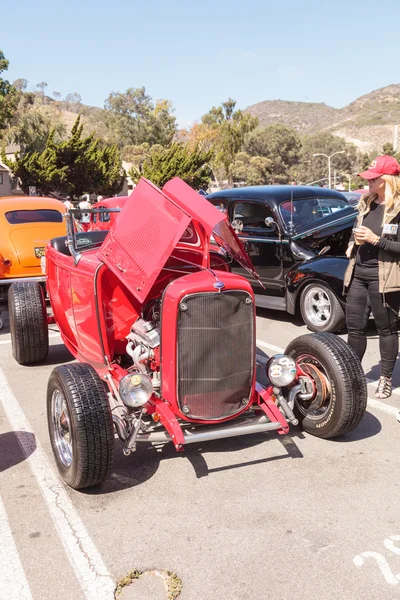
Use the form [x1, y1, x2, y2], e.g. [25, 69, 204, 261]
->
[8, 178, 367, 490]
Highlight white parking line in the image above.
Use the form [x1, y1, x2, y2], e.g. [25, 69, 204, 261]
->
[0, 368, 115, 600]
[0, 495, 33, 600]
[256, 338, 400, 418]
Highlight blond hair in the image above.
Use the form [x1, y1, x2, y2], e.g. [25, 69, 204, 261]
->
[357, 174, 400, 222]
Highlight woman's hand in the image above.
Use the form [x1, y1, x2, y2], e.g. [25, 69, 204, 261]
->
[354, 226, 380, 245]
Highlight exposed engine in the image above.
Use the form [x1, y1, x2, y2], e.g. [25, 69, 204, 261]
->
[126, 313, 161, 390]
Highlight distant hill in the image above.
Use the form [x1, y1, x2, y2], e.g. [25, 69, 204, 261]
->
[30, 85, 400, 155]
[244, 84, 400, 152]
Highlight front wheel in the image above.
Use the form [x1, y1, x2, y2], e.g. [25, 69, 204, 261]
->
[285, 332, 367, 438]
[300, 283, 345, 333]
[47, 363, 115, 489]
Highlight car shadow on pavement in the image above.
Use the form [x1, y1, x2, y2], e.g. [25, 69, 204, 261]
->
[0, 431, 36, 473]
[84, 433, 304, 494]
[256, 307, 304, 328]
[25, 343, 74, 368]
[185, 434, 304, 478]
[322, 411, 382, 443]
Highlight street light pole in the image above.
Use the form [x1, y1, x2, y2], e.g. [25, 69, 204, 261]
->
[312, 151, 345, 189]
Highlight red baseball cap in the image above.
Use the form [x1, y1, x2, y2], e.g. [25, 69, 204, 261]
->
[358, 155, 400, 179]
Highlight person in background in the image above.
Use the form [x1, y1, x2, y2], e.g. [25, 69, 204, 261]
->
[78, 194, 91, 232]
[63, 196, 74, 210]
[97, 195, 104, 203]
[344, 156, 400, 399]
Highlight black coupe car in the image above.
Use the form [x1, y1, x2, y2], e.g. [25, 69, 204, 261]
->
[207, 185, 357, 333]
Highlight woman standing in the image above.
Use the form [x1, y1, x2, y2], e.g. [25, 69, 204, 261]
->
[344, 155, 400, 399]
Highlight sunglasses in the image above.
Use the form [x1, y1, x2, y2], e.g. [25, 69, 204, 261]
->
[369, 177, 380, 183]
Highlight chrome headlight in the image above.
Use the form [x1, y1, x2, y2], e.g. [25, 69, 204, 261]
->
[267, 355, 297, 387]
[119, 373, 153, 408]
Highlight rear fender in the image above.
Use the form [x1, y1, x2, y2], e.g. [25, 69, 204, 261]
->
[286, 255, 348, 314]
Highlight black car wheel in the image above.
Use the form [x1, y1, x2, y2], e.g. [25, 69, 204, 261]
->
[47, 363, 115, 490]
[300, 283, 345, 333]
[8, 281, 49, 365]
[285, 332, 367, 438]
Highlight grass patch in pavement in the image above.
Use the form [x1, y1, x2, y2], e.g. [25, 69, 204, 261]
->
[115, 568, 183, 599]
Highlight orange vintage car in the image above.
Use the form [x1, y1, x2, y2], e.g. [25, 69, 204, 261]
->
[0, 196, 66, 296]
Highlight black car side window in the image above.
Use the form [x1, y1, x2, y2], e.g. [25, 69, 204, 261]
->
[210, 199, 228, 215]
[232, 201, 275, 230]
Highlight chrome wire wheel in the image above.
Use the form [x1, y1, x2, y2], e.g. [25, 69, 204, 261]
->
[295, 354, 332, 420]
[303, 286, 332, 328]
[51, 389, 73, 468]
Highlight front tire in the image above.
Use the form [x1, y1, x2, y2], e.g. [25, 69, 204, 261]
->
[285, 332, 367, 438]
[8, 281, 49, 365]
[300, 283, 345, 333]
[47, 363, 115, 489]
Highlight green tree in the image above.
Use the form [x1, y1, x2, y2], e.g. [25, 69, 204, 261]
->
[13, 78, 28, 92]
[122, 142, 151, 170]
[0, 50, 18, 131]
[201, 99, 258, 185]
[36, 81, 48, 100]
[382, 142, 395, 156]
[64, 92, 82, 112]
[105, 87, 176, 148]
[244, 124, 301, 183]
[352, 152, 371, 190]
[3, 91, 66, 153]
[129, 142, 212, 189]
[2, 115, 125, 197]
[297, 132, 358, 186]
[381, 142, 400, 163]
[231, 152, 272, 186]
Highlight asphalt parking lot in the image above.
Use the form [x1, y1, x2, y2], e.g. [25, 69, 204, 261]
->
[1, 306, 400, 600]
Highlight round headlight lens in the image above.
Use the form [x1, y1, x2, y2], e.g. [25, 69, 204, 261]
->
[119, 373, 153, 408]
[267, 355, 297, 387]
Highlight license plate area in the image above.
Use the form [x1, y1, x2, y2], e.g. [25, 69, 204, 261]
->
[34, 247, 45, 258]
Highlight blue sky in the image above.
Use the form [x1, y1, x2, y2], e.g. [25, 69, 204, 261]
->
[3, 0, 399, 127]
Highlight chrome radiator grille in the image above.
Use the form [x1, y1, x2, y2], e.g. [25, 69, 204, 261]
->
[177, 290, 254, 420]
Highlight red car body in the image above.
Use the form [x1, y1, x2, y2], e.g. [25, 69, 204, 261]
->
[46, 179, 272, 421]
[8, 177, 367, 489]
[89, 196, 129, 231]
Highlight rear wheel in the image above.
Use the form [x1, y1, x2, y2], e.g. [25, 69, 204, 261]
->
[300, 283, 345, 333]
[8, 281, 49, 365]
[285, 332, 367, 438]
[47, 363, 115, 490]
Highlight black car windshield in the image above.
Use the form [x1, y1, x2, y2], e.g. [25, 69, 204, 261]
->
[5, 209, 63, 224]
[279, 197, 349, 230]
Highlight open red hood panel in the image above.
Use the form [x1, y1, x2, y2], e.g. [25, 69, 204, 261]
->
[98, 177, 263, 303]
[211, 219, 264, 286]
[163, 178, 263, 285]
[97, 178, 191, 303]
[163, 178, 225, 235]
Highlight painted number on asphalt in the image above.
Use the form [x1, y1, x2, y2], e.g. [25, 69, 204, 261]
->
[353, 536, 400, 586]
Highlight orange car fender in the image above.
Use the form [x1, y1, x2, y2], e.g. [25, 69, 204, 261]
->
[0, 251, 6, 276]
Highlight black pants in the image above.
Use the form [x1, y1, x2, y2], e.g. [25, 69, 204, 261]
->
[346, 270, 400, 378]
